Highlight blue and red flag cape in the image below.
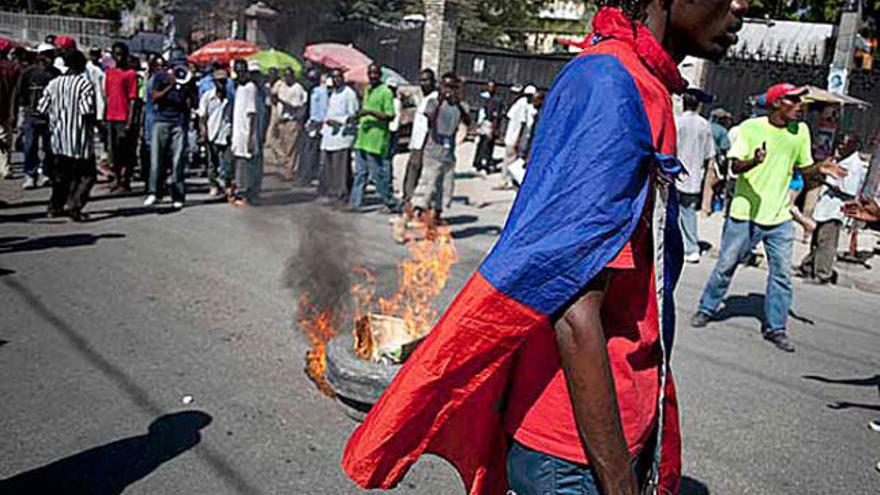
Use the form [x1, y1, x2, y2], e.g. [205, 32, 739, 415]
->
[343, 8, 687, 495]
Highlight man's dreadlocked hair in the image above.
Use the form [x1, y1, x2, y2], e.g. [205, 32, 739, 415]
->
[597, 0, 653, 22]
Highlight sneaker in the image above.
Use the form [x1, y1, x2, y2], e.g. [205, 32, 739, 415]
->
[21, 176, 35, 189]
[763, 330, 795, 353]
[684, 252, 701, 264]
[869, 420, 880, 433]
[36, 173, 50, 188]
[208, 186, 221, 198]
[172, 201, 184, 209]
[143, 195, 157, 207]
[690, 312, 711, 328]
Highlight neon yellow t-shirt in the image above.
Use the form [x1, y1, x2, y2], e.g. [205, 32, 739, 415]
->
[728, 117, 813, 226]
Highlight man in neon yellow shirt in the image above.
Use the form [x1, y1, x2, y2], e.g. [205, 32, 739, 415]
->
[691, 83, 846, 352]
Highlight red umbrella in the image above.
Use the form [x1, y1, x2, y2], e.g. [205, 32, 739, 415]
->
[0, 37, 22, 53]
[303, 43, 372, 71]
[188, 39, 260, 65]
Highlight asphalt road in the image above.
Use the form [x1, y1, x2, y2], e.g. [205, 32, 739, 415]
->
[1, 162, 878, 494]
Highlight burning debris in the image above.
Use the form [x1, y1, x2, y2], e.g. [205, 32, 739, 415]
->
[293, 213, 459, 397]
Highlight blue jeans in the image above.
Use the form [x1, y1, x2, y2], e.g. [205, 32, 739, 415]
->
[699, 217, 794, 332]
[150, 122, 188, 202]
[350, 149, 396, 209]
[23, 120, 52, 178]
[507, 441, 600, 495]
[679, 192, 700, 257]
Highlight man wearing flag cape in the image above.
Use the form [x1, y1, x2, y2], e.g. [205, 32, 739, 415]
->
[343, 1, 748, 494]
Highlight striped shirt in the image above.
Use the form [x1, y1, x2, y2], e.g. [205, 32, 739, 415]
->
[37, 73, 96, 159]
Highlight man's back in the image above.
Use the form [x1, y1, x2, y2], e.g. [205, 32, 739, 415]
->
[674, 111, 715, 194]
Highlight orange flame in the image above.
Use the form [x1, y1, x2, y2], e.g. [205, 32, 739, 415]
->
[298, 295, 337, 397]
[298, 228, 458, 395]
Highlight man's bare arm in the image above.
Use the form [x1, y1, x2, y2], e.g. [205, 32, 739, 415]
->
[555, 270, 638, 495]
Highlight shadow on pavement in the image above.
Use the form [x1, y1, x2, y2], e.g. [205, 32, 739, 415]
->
[0, 411, 212, 495]
[803, 374, 880, 388]
[0, 267, 16, 277]
[681, 476, 711, 494]
[827, 401, 880, 412]
[443, 214, 478, 226]
[452, 225, 502, 240]
[0, 233, 126, 254]
[712, 293, 764, 326]
[1, 277, 263, 494]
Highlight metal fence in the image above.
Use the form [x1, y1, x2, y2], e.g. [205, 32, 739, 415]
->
[704, 45, 879, 141]
[0, 10, 116, 49]
[455, 44, 573, 108]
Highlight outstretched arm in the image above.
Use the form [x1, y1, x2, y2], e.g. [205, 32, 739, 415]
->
[555, 270, 639, 495]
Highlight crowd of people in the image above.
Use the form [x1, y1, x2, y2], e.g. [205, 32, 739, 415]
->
[0, 35, 548, 233]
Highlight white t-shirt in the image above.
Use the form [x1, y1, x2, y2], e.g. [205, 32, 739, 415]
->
[504, 96, 536, 149]
[232, 81, 258, 158]
[674, 110, 716, 195]
[198, 88, 232, 145]
[389, 97, 403, 133]
[813, 152, 869, 223]
[320, 85, 359, 152]
[275, 81, 307, 121]
[409, 91, 437, 151]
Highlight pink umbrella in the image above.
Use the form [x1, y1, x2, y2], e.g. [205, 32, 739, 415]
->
[303, 43, 372, 71]
[188, 39, 260, 65]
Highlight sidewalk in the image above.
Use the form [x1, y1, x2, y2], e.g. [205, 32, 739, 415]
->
[694, 207, 880, 294]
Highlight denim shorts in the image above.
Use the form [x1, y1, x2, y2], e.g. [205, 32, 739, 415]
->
[506, 441, 601, 495]
[507, 440, 653, 495]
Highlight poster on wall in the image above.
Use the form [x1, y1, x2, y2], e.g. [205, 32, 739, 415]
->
[828, 67, 849, 95]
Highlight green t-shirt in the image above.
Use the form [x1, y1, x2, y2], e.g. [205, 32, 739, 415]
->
[728, 117, 813, 226]
[354, 84, 395, 156]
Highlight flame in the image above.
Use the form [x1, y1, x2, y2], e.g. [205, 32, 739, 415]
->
[298, 295, 336, 398]
[298, 228, 458, 395]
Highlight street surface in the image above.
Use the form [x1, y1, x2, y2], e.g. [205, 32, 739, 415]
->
[2, 146, 879, 494]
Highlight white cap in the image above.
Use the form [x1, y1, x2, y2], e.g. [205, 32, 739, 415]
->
[247, 60, 261, 72]
[37, 42, 55, 53]
[386, 77, 399, 88]
[523, 85, 537, 96]
[53, 56, 68, 74]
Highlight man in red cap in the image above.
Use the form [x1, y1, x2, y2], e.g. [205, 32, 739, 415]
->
[691, 82, 846, 352]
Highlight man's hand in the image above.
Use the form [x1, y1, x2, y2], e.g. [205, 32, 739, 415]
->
[843, 197, 880, 223]
[816, 157, 848, 180]
[754, 142, 767, 166]
[732, 142, 767, 174]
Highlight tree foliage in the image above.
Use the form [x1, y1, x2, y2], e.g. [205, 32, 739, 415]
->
[5, 0, 136, 20]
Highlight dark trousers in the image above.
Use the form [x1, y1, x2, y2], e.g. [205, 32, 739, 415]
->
[296, 132, 321, 184]
[23, 120, 52, 178]
[472, 135, 495, 171]
[402, 149, 423, 203]
[107, 121, 136, 188]
[318, 149, 352, 202]
[150, 122, 187, 202]
[206, 143, 231, 188]
[799, 219, 842, 282]
[48, 156, 96, 214]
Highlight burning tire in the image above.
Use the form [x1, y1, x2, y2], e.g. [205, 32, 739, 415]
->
[325, 333, 400, 422]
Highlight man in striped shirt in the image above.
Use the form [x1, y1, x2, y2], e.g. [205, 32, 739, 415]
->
[37, 50, 96, 222]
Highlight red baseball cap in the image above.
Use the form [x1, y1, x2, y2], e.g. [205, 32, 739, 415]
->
[53, 35, 77, 50]
[765, 83, 807, 105]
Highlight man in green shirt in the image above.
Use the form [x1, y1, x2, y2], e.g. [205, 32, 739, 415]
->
[691, 83, 846, 352]
[350, 64, 399, 212]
